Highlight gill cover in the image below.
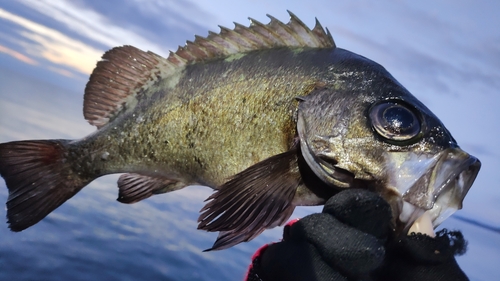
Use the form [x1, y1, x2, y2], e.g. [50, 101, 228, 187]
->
[296, 90, 355, 189]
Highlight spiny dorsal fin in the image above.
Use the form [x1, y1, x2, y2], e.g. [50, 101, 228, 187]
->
[84, 11, 335, 128]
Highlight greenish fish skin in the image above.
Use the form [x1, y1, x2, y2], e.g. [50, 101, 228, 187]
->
[73, 48, 327, 187]
[0, 13, 480, 250]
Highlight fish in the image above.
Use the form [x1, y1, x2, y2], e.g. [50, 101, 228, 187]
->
[0, 12, 480, 251]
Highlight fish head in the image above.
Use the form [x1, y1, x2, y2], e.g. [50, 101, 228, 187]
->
[297, 56, 480, 236]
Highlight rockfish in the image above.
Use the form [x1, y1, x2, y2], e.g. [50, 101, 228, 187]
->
[0, 12, 480, 250]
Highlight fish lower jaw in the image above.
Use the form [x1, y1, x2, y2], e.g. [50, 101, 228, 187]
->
[400, 201, 436, 237]
[408, 211, 435, 237]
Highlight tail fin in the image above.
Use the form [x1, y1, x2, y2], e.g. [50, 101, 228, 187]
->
[0, 140, 87, 231]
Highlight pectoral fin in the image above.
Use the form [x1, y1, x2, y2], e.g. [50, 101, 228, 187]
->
[117, 173, 186, 204]
[203, 205, 295, 251]
[198, 148, 301, 250]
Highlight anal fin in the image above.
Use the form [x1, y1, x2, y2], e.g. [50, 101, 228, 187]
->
[117, 173, 186, 204]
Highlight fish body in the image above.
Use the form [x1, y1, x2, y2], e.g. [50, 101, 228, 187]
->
[76, 47, 335, 187]
[0, 12, 480, 250]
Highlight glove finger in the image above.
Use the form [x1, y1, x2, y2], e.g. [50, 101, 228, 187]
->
[322, 189, 392, 239]
[389, 229, 467, 264]
[258, 241, 349, 281]
[288, 213, 385, 277]
[374, 230, 469, 281]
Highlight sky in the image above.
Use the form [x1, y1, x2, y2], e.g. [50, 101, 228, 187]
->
[0, 0, 499, 280]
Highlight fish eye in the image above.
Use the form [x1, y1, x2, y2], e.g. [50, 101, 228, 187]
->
[369, 101, 421, 143]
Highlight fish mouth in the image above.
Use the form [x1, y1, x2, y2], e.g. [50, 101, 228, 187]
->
[387, 148, 481, 237]
[315, 155, 355, 187]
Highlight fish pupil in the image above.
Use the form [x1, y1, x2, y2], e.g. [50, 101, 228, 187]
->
[383, 106, 414, 133]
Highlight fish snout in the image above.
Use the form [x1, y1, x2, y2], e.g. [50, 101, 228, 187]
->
[386, 148, 480, 236]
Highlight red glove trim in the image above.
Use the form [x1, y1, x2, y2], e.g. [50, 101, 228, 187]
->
[244, 243, 270, 281]
[285, 218, 300, 227]
[244, 218, 300, 281]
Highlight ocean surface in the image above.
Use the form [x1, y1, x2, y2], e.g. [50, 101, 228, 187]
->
[0, 2, 499, 280]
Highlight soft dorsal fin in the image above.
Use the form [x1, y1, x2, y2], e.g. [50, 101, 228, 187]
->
[84, 11, 336, 128]
[83, 46, 176, 128]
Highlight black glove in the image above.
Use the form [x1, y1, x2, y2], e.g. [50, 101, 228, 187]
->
[373, 229, 468, 281]
[246, 189, 469, 281]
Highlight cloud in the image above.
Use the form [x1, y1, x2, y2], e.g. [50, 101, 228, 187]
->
[0, 7, 102, 74]
[324, 5, 500, 98]
[0, 44, 37, 65]
[0, 0, 208, 77]
[17, 0, 174, 54]
[47, 65, 75, 77]
[126, 0, 217, 34]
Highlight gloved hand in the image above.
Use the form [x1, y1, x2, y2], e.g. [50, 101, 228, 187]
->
[246, 189, 469, 281]
[373, 229, 468, 281]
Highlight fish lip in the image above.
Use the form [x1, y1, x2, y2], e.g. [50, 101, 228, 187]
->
[425, 152, 480, 226]
[395, 148, 481, 233]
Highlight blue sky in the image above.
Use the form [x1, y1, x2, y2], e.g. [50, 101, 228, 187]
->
[1, 1, 499, 94]
[0, 0, 499, 279]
